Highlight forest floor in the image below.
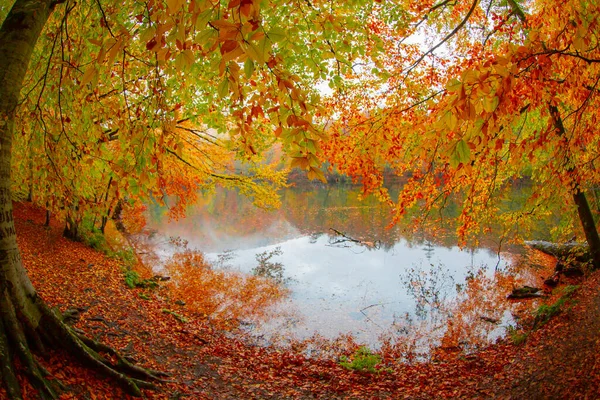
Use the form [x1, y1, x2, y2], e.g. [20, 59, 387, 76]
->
[7, 201, 600, 399]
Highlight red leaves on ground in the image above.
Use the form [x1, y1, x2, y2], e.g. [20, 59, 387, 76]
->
[8, 201, 600, 399]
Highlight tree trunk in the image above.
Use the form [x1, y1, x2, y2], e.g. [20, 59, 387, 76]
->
[63, 213, 79, 241]
[549, 105, 600, 270]
[0, 1, 161, 398]
[572, 190, 600, 269]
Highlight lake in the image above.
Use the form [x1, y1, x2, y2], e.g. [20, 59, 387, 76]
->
[141, 183, 551, 353]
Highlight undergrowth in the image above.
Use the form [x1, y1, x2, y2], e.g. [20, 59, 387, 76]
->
[506, 325, 527, 345]
[339, 346, 383, 373]
[122, 269, 159, 289]
[533, 285, 579, 329]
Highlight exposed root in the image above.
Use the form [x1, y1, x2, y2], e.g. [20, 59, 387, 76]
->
[0, 291, 164, 399]
[0, 317, 22, 400]
[1, 292, 60, 400]
[76, 333, 169, 380]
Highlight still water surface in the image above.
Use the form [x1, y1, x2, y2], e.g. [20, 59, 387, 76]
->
[144, 184, 542, 350]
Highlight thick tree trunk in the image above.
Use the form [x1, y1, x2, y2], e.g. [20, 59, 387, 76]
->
[0, 1, 58, 396]
[0, 1, 162, 398]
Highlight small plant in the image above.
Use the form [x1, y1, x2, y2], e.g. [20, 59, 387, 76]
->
[139, 293, 151, 300]
[84, 230, 107, 251]
[124, 269, 140, 289]
[339, 346, 382, 373]
[109, 248, 137, 267]
[561, 284, 579, 297]
[506, 325, 527, 345]
[533, 285, 579, 328]
[123, 269, 159, 289]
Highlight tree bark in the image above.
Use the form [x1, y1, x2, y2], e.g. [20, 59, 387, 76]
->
[548, 105, 600, 270]
[0, 1, 161, 398]
[572, 190, 600, 269]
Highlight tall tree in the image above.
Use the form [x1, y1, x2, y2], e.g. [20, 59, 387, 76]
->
[0, 0, 384, 397]
[324, 0, 600, 261]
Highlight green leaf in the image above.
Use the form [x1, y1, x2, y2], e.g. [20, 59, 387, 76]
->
[195, 8, 213, 30]
[446, 78, 462, 92]
[217, 77, 229, 99]
[244, 58, 255, 79]
[268, 27, 286, 43]
[451, 139, 471, 168]
[174, 50, 194, 72]
[195, 29, 215, 46]
[245, 42, 264, 64]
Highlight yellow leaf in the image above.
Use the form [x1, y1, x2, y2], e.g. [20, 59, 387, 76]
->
[307, 167, 326, 183]
[446, 78, 462, 92]
[482, 95, 499, 113]
[573, 31, 586, 51]
[80, 65, 97, 87]
[211, 19, 239, 29]
[290, 157, 309, 170]
[166, 0, 185, 15]
[222, 44, 245, 63]
[106, 38, 123, 66]
[462, 69, 479, 85]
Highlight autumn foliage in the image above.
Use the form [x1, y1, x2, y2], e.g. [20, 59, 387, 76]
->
[5, 201, 599, 398]
[2, 0, 600, 397]
[322, 0, 600, 247]
[165, 245, 288, 329]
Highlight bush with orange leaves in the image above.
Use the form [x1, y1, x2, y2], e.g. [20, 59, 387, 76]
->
[165, 248, 289, 329]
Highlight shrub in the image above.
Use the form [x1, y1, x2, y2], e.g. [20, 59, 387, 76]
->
[339, 346, 382, 373]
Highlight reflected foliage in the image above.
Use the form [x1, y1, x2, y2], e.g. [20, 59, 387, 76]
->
[252, 246, 289, 285]
[146, 183, 556, 256]
[165, 243, 289, 329]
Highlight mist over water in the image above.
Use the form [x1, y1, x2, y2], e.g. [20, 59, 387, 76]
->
[144, 184, 546, 350]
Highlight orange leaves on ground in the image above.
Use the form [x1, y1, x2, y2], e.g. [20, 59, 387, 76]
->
[11, 201, 600, 399]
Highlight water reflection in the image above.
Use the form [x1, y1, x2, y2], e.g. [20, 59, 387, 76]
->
[143, 184, 551, 351]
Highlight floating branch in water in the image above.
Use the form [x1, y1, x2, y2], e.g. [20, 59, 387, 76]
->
[329, 228, 380, 249]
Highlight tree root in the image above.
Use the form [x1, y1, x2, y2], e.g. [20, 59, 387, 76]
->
[75, 333, 169, 380]
[0, 291, 165, 399]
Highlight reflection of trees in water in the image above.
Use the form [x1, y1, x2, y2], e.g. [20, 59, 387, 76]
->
[145, 183, 555, 256]
[401, 264, 455, 322]
[252, 246, 290, 285]
[423, 241, 434, 262]
[392, 251, 555, 356]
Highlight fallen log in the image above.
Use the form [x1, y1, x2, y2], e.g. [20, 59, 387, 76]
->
[508, 286, 543, 299]
[525, 240, 591, 262]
